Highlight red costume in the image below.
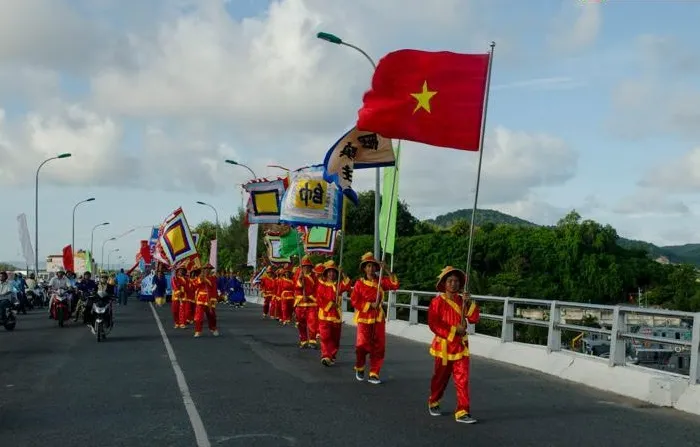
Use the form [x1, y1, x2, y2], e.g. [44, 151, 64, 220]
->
[171, 268, 189, 328]
[350, 252, 399, 382]
[192, 264, 219, 336]
[315, 260, 351, 365]
[427, 266, 480, 422]
[294, 256, 318, 348]
[260, 270, 276, 318]
[276, 270, 295, 325]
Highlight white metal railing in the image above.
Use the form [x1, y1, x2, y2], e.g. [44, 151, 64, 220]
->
[242, 284, 700, 385]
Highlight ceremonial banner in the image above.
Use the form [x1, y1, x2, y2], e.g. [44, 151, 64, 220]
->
[264, 234, 290, 263]
[209, 239, 218, 270]
[323, 126, 395, 204]
[243, 178, 289, 224]
[139, 240, 152, 264]
[380, 143, 401, 254]
[149, 226, 159, 254]
[279, 227, 302, 259]
[159, 208, 198, 265]
[279, 165, 343, 229]
[247, 224, 258, 268]
[303, 226, 337, 254]
[16, 214, 34, 267]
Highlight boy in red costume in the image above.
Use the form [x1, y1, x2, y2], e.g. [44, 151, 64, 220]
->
[260, 268, 276, 319]
[315, 260, 351, 366]
[427, 266, 480, 424]
[294, 256, 318, 349]
[171, 266, 189, 328]
[192, 263, 219, 338]
[350, 252, 399, 384]
[276, 267, 295, 325]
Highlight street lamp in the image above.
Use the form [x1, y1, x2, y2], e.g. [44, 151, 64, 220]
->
[107, 248, 119, 272]
[196, 201, 219, 269]
[225, 159, 258, 179]
[317, 31, 381, 259]
[90, 222, 110, 267]
[101, 237, 116, 272]
[34, 153, 72, 276]
[72, 197, 95, 258]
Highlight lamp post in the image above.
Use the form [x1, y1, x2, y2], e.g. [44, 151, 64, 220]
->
[225, 159, 258, 179]
[101, 237, 116, 273]
[196, 201, 220, 269]
[107, 248, 119, 272]
[90, 222, 110, 267]
[72, 197, 95, 258]
[316, 31, 381, 259]
[34, 153, 72, 276]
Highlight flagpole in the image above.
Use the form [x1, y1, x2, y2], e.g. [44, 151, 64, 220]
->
[373, 141, 401, 314]
[334, 197, 348, 313]
[463, 42, 496, 313]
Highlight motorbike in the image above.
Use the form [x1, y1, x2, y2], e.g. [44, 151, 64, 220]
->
[0, 293, 18, 331]
[92, 291, 114, 342]
[51, 288, 71, 327]
[27, 285, 48, 308]
[73, 290, 91, 324]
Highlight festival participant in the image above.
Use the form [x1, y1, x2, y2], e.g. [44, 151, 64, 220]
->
[228, 271, 246, 308]
[183, 267, 197, 325]
[427, 266, 480, 424]
[260, 268, 276, 319]
[192, 263, 219, 337]
[171, 266, 189, 328]
[276, 267, 295, 325]
[350, 252, 399, 384]
[294, 256, 318, 348]
[269, 268, 281, 321]
[316, 260, 351, 366]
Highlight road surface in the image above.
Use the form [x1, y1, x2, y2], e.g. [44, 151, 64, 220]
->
[2, 300, 700, 446]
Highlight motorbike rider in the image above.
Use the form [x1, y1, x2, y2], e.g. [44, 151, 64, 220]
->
[48, 269, 71, 318]
[12, 273, 28, 314]
[0, 271, 14, 322]
[76, 272, 98, 324]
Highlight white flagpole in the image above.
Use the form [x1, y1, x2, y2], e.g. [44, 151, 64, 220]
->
[463, 41, 496, 299]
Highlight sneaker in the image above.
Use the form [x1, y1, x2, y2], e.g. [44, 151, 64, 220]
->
[455, 414, 477, 424]
[428, 405, 441, 417]
[194, 332, 201, 338]
[308, 342, 318, 350]
[299, 341, 308, 349]
[321, 358, 332, 367]
[367, 374, 382, 385]
[212, 330, 219, 337]
[330, 358, 336, 365]
[355, 370, 365, 381]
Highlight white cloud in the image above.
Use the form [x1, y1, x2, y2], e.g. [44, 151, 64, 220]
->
[492, 76, 586, 92]
[639, 146, 700, 193]
[549, 1, 601, 54]
[400, 126, 578, 218]
[612, 188, 690, 216]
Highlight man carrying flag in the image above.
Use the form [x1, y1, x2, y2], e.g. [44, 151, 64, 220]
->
[294, 256, 319, 349]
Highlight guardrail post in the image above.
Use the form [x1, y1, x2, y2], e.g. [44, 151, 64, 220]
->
[342, 293, 349, 313]
[689, 312, 700, 384]
[501, 298, 514, 342]
[387, 291, 397, 321]
[547, 301, 561, 352]
[608, 306, 626, 367]
[409, 292, 419, 325]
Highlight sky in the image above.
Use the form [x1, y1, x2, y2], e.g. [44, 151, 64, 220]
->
[2, 0, 700, 268]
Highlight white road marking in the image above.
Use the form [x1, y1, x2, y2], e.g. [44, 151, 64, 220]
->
[149, 303, 211, 447]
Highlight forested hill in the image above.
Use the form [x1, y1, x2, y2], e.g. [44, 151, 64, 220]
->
[429, 208, 700, 266]
[427, 209, 537, 228]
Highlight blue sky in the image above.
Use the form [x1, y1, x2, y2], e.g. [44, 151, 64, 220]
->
[1, 0, 700, 267]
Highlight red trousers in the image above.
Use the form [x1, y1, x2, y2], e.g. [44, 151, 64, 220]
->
[428, 356, 471, 417]
[319, 320, 341, 360]
[262, 295, 271, 316]
[280, 299, 294, 323]
[355, 321, 385, 376]
[194, 304, 217, 333]
[179, 301, 194, 324]
[295, 306, 318, 344]
[171, 299, 182, 325]
[270, 299, 279, 319]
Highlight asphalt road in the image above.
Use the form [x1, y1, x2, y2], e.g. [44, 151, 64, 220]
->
[2, 299, 700, 447]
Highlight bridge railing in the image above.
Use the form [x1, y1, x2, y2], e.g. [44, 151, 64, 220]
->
[242, 284, 700, 385]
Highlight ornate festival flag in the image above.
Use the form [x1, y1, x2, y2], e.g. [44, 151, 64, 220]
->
[279, 165, 343, 229]
[158, 207, 198, 265]
[357, 49, 490, 151]
[323, 126, 395, 204]
[264, 234, 291, 263]
[243, 177, 289, 224]
[302, 226, 337, 254]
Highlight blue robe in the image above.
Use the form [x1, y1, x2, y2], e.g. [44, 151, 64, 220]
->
[228, 277, 246, 304]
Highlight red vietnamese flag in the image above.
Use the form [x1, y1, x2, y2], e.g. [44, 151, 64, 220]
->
[357, 49, 490, 151]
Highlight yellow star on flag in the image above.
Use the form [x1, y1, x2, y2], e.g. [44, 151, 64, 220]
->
[410, 80, 437, 114]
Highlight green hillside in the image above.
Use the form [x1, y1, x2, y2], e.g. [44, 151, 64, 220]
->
[428, 209, 700, 266]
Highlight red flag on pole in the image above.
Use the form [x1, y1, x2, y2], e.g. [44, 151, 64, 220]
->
[357, 49, 490, 151]
[62, 245, 74, 272]
[140, 240, 152, 264]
